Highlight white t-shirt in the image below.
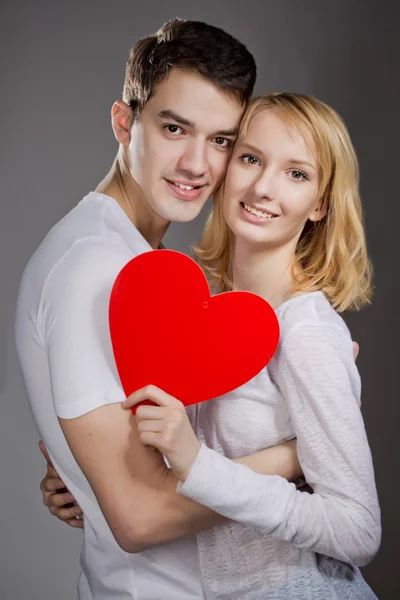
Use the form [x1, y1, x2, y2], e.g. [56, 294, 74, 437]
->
[179, 293, 381, 600]
[15, 192, 205, 600]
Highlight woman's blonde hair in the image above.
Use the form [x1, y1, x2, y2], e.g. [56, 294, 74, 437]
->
[194, 92, 373, 312]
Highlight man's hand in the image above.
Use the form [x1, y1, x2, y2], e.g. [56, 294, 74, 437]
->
[124, 386, 201, 482]
[38, 441, 84, 529]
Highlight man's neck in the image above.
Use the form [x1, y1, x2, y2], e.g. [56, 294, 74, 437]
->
[96, 154, 170, 249]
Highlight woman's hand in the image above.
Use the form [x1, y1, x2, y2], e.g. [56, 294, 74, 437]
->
[123, 386, 201, 482]
[38, 441, 84, 528]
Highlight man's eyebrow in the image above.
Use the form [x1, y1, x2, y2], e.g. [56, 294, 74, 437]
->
[158, 110, 238, 137]
[215, 127, 239, 137]
[158, 110, 194, 128]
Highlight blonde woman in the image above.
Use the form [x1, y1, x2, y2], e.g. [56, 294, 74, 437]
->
[127, 93, 381, 599]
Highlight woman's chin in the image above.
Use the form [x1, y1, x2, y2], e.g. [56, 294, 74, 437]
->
[233, 223, 275, 246]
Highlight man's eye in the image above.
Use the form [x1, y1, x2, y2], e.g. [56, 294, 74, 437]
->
[165, 124, 184, 135]
[214, 137, 231, 149]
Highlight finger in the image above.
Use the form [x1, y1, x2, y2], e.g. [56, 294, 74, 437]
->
[136, 405, 166, 420]
[139, 430, 162, 448]
[136, 419, 164, 434]
[66, 517, 85, 529]
[46, 464, 61, 479]
[46, 491, 77, 508]
[64, 516, 84, 529]
[38, 440, 54, 467]
[353, 341, 359, 361]
[56, 505, 84, 521]
[40, 477, 67, 493]
[43, 491, 69, 509]
[123, 385, 181, 409]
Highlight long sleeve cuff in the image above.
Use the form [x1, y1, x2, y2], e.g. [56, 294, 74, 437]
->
[177, 443, 295, 534]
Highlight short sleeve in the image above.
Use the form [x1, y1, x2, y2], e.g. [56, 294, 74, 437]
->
[40, 238, 133, 419]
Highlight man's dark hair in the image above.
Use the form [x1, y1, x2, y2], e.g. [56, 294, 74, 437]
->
[122, 18, 256, 117]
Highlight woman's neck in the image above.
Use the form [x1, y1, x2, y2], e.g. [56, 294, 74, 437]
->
[232, 239, 298, 309]
[96, 152, 170, 249]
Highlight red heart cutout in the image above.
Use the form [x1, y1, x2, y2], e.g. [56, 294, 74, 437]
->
[109, 250, 279, 412]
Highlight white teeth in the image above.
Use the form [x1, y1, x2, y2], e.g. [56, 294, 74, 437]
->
[174, 182, 195, 191]
[243, 202, 276, 219]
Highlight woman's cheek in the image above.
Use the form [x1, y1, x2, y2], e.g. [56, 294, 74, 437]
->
[230, 169, 250, 198]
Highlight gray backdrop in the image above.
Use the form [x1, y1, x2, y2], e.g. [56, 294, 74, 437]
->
[1, 0, 399, 598]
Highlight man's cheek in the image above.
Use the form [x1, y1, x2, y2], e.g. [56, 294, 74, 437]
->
[214, 156, 231, 186]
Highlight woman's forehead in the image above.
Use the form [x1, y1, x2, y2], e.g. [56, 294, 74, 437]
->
[239, 109, 318, 162]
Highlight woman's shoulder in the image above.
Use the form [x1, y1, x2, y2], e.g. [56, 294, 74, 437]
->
[275, 291, 350, 344]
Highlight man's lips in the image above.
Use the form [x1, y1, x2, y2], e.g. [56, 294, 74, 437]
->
[165, 179, 206, 200]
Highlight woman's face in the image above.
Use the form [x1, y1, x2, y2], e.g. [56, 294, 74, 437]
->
[223, 109, 323, 249]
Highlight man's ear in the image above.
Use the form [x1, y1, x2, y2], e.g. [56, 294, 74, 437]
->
[111, 100, 134, 146]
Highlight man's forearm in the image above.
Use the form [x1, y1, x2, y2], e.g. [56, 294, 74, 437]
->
[138, 467, 225, 548]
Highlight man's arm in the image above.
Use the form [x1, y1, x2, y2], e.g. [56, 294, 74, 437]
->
[59, 402, 302, 551]
[38, 240, 219, 551]
[60, 402, 221, 552]
[39, 436, 301, 533]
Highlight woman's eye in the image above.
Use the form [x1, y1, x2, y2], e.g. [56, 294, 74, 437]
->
[165, 124, 184, 135]
[214, 137, 231, 149]
[289, 169, 308, 181]
[240, 154, 260, 166]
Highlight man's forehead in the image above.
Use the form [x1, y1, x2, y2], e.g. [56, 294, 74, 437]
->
[148, 69, 244, 134]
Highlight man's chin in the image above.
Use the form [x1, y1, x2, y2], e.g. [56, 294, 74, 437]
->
[156, 198, 209, 224]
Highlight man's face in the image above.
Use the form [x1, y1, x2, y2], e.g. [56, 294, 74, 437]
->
[127, 68, 244, 223]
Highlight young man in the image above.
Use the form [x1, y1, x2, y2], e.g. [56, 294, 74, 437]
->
[15, 18, 303, 600]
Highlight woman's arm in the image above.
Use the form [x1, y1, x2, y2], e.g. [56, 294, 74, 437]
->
[177, 323, 381, 566]
[234, 439, 302, 481]
[127, 325, 379, 565]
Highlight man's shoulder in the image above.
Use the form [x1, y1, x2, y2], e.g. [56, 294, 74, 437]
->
[17, 192, 146, 316]
[20, 229, 133, 300]
[32, 192, 135, 264]
[40, 236, 137, 309]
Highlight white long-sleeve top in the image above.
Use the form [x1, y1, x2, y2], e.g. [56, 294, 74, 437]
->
[179, 292, 381, 600]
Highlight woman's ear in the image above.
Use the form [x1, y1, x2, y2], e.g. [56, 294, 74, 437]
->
[309, 199, 327, 222]
[111, 100, 134, 146]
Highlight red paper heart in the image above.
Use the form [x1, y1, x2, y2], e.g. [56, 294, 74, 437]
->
[109, 250, 279, 411]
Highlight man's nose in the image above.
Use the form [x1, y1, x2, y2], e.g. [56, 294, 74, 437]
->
[177, 140, 208, 179]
